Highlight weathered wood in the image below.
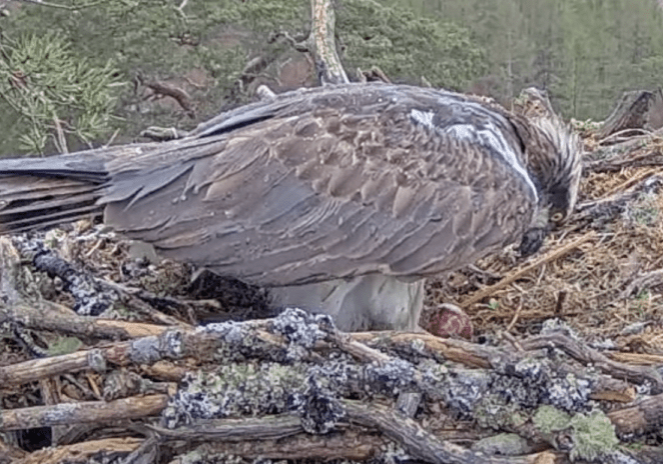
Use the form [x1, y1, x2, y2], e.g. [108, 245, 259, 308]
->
[608, 393, 663, 436]
[0, 348, 107, 387]
[344, 401, 537, 464]
[598, 89, 663, 140]
[0, 395, 168, 431]
[584, 141, 663, 173]
[12, 438, 142, 464]
[168, 430, 385, 462]
[311, 0, 349, 84]
[520, 333, 663, 391]
[0, 301, 169, 340]
[151, 415, 304, 441]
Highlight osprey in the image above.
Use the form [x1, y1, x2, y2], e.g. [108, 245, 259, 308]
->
[0, 84, 581, 331]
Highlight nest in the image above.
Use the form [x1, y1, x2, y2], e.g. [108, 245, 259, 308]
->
[2, 131, 663, 464]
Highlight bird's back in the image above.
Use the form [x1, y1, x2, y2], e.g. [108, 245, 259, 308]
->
[0, 83, 541, 287]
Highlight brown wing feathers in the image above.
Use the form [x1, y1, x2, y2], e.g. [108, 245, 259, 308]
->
[0, 83, 544, 287]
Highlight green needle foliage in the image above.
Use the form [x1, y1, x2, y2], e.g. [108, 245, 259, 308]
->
[0, 32, 120, 155]
[337, 0, 486, 89]
[0, 0, 484, 156]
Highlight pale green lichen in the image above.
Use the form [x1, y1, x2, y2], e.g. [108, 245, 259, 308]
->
[533, 406, 619, 461]
[472, 433, 534, 456]
[533, 405, 572, 433]
[569, 410, 619, 461]
[162, 362, 308, 428]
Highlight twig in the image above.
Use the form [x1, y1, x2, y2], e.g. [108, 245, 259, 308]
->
[0, 325, 291, 387]
[0, 347, 109, 387]
[52, 115, 68, 154]
[520, 333, 663, 391]
[0, 301, 170, 340]
[15, 0, 106, 10]
[136, 74, 195, 117]
[0, 395, 168, 431]
[352, 332, 496, 368]
[150, 415, 303, 441]
[13, 438, 142, 464]
[167, 429, 385, 461]
[175, 0, 188, 14]
[328, 330, 391, 364]
[585, 149, 663, 173]
[607, 352, 663, 366]
[460, 232, 596, 308]
[621, 268, 663, 299]
[505, 301, 523, 332]
[344, 400, 533, 464]
[598, 127, 654, 145]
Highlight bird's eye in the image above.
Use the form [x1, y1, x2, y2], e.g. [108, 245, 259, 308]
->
[551, 211, 564, 223]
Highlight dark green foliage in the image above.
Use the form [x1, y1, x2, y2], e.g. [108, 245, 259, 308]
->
[337, 0, 486, 89]
[0, 0, 311, 155]
[384, 0, 663, 120]
[0, 0, 486, 156]
[8, 0, 660, 155]
[0, 31, 119, 154]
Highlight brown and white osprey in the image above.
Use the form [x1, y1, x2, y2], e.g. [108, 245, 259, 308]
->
[0, 83, 581, 331]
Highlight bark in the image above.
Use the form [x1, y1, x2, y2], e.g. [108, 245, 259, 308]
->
[310, 0, 349, 84]
[0, 395, 168, 431]
[608, 393, 663, 436]
[598, 89, 663, 140]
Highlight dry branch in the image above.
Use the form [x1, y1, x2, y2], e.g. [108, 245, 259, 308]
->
[608, 393, 663, 436]
[344, 401, 548, 464]
[168, 431, 385, 461]
[311, 0, 349, 84]
[136, 75, 195, 118]
[12, 438, 142, 464]
[0, 395, 168, 431]
[459, 232, 597, 308]
[520, 333, 663, 392]
[0, 301, 169, 340]
[584, 142, 663, 173]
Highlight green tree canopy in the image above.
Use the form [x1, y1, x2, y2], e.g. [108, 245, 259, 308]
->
[0, 0, 486, 156]
[386, 0, 663, 120]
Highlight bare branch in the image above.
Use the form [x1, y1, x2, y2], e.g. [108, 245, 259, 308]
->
[15, 0, 106, 10]
[310, 0, 349, 84]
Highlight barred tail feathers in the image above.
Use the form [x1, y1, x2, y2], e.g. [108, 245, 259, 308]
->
[0, 156, 108, 234]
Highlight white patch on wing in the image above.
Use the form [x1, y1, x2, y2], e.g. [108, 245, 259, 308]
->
[409, 108, 538, 202]
[444, 123, 538, 202]
[409, 109, 435, 129]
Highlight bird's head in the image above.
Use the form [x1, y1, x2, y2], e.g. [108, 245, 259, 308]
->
[526, 116, 582, 226]
[507, 88, 582, 255]
[509, 88, 582, 226]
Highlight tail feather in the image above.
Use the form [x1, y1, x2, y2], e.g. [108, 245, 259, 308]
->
[0, 156, 108, 183]
[0, 162, 107, 234]
[1, 203, 102, 233]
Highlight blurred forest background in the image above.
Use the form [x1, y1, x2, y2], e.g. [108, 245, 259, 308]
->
[0, 0, 661, 156]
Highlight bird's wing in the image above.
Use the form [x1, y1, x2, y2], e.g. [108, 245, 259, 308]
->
[102, 84, 538, 286]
